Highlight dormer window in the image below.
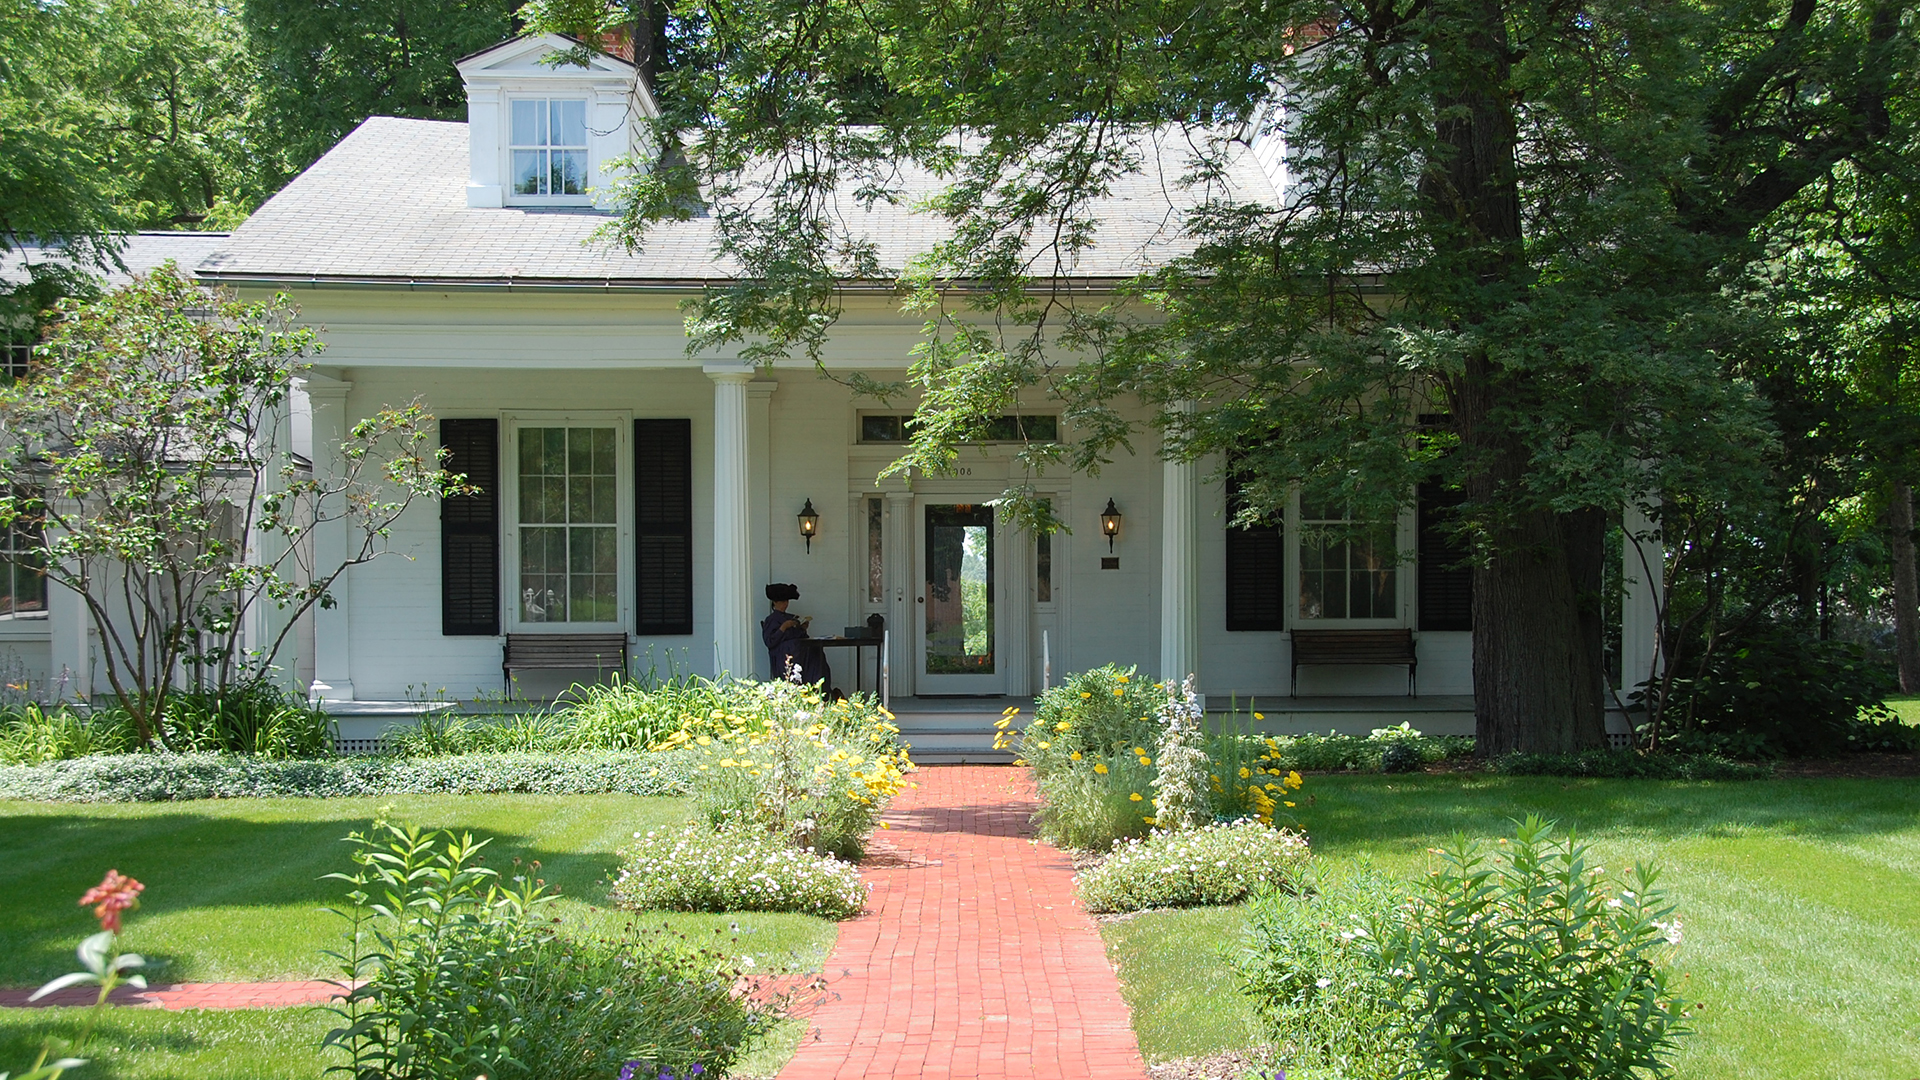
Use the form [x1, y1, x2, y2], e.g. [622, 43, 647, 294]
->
[510, 98, 589, 199]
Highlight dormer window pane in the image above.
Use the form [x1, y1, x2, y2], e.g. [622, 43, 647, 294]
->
[509, 98, 588, 198]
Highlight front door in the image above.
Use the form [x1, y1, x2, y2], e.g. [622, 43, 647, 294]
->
[916, 503, 1003, 694]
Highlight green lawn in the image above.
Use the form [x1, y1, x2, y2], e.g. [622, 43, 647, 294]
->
[0, 794, 841, 1079]
[0, 794, 838, 986]
[1885, 692, 1920, 726]
[1101, 774, 1920, 1078]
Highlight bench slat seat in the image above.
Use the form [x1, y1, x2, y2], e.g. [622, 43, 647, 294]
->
[1289, 628, 1417, 696]
[502, 633, 630, 691]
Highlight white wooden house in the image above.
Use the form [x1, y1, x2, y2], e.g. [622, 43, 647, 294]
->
[6, 35, 1662, 752]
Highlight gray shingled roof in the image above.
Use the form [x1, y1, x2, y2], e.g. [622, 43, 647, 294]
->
[197, 116, 1276, 287]
[2, 232, 231, 289]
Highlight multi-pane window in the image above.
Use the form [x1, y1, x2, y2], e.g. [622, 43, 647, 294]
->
[510, 99, 588, 198]
[1298, 498, 1397, 621]
[3, 336, 30, 381]
[517, 426, 618, 623]
[0, 503, 45, 618]
[859, 414, 1059, 443]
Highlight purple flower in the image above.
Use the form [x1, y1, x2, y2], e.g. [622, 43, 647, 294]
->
[690, 1067, 705, 1076]
[619, 1062, 644, 1080]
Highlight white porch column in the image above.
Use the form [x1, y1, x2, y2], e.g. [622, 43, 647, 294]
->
[707, 363, 756, 678]
[747, 380, 777, 680]
[304, 374, 355, 703]
[1159, 402, 1200, 685]
[1620, 501, 1665, 694]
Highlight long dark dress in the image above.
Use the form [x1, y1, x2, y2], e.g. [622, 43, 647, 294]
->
[762, 608, 831, 687]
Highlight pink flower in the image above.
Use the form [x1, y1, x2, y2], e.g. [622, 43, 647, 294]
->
[78, 870, 144, 933]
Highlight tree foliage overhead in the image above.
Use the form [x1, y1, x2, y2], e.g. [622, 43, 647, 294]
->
[527, 0, 1915, 751]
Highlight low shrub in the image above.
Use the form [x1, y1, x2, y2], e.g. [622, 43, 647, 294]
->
[1492, 750, 1770, 781]
[327, 821, 775, 1080]
[1255, 725, 1477, 773]
[1077, 820, 1311, 914]
[160, 681, 335, 758]
[1378, 816, 1692, 1079]
[1661, 628, 1898, 757]
[662, 684, 908, 861]
[1031, 748, 1158, 849]
[0, 750, 696, 802]
[1237, 864, 1414, 1080]
[518, 924, 773, 1080]
[1021, 664, 1164, 776]
[0, 703, 138, 764]
[609, 825, 867, 919]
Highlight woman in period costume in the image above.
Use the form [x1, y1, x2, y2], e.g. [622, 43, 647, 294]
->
[762, 583, 831, 688]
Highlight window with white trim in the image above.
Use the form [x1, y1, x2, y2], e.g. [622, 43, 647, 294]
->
[0, 490, 46, 619]
[1297, 497, 1399, 621]
[512, 423, 623, 625]
[510, 98, 589, 199]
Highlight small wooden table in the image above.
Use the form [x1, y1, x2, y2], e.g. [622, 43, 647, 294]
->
[804, 636, 885, 694]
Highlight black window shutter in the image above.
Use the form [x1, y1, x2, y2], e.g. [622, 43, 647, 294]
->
[440, 418, 500, 636]
[1225, 473, 1285, 631]
[1417, 480, 1473, 631]
[635, 419, 694, 635]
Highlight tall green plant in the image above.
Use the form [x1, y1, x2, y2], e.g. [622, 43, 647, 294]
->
[1380, 816, 1692, 1079]
[323, 822, 555, 1080]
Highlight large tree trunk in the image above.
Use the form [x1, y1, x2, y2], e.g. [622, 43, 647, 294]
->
[1891, 482, 1920, 692]
[1423, 0, 1609, 754]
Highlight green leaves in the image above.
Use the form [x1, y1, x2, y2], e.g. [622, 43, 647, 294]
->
[1380, 816, 1692, 1079]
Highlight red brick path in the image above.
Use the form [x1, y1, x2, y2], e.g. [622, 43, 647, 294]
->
[778, 765, 1149, 1080]
[0, 980, 338, 1010]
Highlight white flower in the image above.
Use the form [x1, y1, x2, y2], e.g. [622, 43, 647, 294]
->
[1316, 978, 1333, 989]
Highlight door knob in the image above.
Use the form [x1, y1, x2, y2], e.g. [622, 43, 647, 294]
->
[916, 596, 924, 603]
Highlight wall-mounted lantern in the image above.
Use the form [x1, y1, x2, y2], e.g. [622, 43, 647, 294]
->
[1099, 498, 1123, 552]
[798, 498, 820, 553]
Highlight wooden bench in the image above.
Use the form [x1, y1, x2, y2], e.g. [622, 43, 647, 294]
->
[1290, 628, 1417, 696]
[502, 633, 630, 692]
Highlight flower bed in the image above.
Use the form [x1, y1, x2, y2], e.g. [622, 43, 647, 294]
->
[609, 825, 867, 919]
[1078, 819, 1311, 913]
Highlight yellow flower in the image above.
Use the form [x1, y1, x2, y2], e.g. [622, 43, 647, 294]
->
[1038, 741, 1051, 750]
[1239, 767, 1251, 779]
[1055, 721, 1071, 732]
[994, 717, 1011, 729]
[1132, 746, 1146, 755]
[1254, 712, 1265, 720]
[1129, 792, 1143, 802]
[696, 735, 712, 746]
[1287, 770, 1304, 788]
[1284, 801, 1296, 808]
[1081, 691, 1093, 699]
[1113, 688, 1125, 696]
[1142, 816, 1157, 825]
[1094, 762, 1109, 775]
[1070, 751, 1082, 761]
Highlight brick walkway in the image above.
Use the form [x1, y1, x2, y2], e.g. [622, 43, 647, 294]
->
[0, 980, 338, 1011]
[779, 765, 1149, 1080]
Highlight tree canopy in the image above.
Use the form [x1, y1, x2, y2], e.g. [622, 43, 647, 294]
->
[525, 0, 1916, 752]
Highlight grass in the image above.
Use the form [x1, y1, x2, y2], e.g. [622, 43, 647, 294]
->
[1883, 692, 1920, 726]
[0, 794, 839, 986]
[0, 1006, 332, 1080]
[1098, 774, 1920, 1078]
[0, 793, 841, 1079]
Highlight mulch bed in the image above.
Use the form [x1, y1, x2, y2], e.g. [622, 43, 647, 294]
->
[1147, 1049, 1275, 1080]
[1772, 753, 1920, 779]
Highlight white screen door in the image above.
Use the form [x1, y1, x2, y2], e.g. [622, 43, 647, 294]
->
[915, 502, 1004, 694]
